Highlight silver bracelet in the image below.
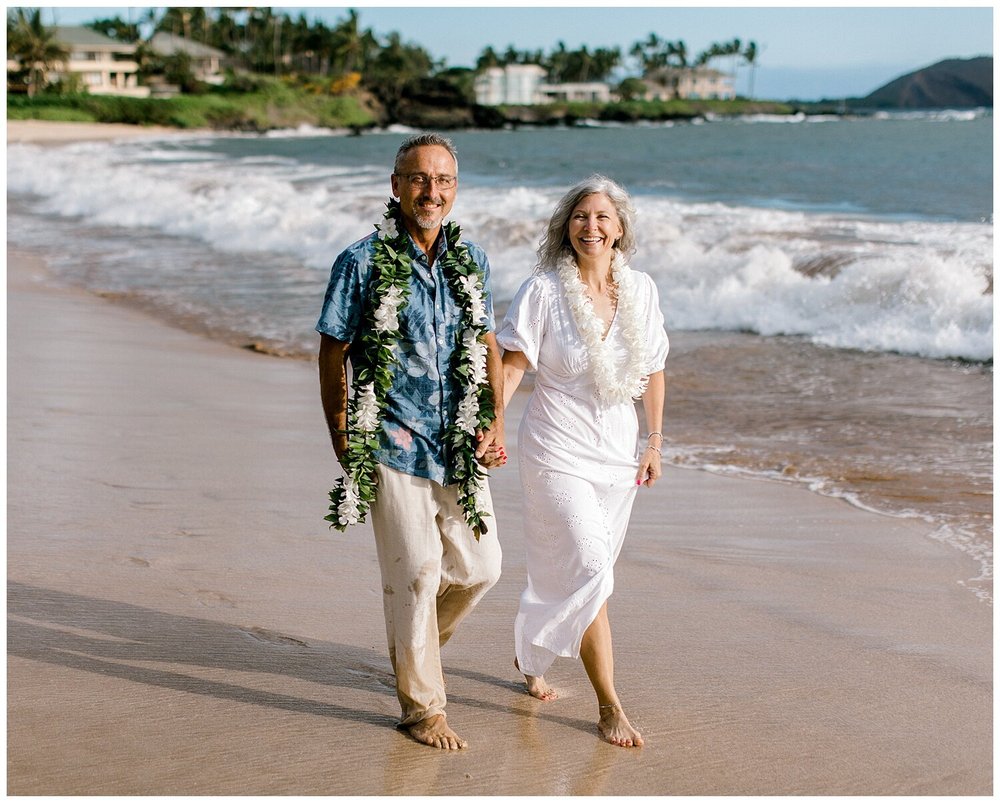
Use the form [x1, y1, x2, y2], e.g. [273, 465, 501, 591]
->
[646, 445, 661, 454]
[647, 431, 662, 441]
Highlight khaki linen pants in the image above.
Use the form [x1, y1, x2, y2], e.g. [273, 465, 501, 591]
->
[370, 464, 502, 726]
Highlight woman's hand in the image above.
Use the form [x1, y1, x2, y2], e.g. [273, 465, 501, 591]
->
[636, 428, 664, 487]
[477, 442, 507, 469]
[638, 372, 665, 488]
[475, 416, 507, 468]
[636, 445, 662, 487]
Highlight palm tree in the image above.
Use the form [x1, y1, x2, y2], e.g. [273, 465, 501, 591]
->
[548, 40, 569, 82]
[727, 37, 742, 81]
[565, 45, 594, 82]
[332, 9, 372, 75]
[7, 8, 69, 97]
[85, 15, 141, 43]
[365, 31, 433, 109]
[665, 40, 687, 68]
[630, 32, 665, 75]
[475, 46, 500, 71]
[743, 40, 759, 99]
[591, 47, 621, 82]
[157, 7, 204, 40]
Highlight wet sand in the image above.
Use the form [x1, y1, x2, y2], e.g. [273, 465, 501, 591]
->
[6, 243, 991, 795]
[5, 114, 994, 791]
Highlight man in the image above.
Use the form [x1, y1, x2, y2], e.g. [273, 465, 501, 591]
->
[317, 133, 505, 750]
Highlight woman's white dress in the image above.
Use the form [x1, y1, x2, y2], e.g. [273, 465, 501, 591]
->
[496, 268, 669, 677]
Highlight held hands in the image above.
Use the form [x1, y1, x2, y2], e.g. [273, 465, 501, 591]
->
[475, 416, 507, 469]
[636, 431, 663, 487]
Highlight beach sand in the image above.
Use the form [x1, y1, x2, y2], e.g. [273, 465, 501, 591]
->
[6, 121, 992, 795]
[7, 241, 991, 795]
[6, 118, 197, 144]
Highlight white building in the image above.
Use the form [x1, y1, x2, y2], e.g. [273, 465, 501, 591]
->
[474, 64, 546, 105]
[538, 82, 612, 104]
[642, 67, 735, 101]
[475, 64, 612, 106]
[51, 26, 148, 97]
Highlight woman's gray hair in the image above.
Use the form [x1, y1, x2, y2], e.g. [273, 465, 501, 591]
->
[393, 132, 459, 173]
[536, 174, 637, 272]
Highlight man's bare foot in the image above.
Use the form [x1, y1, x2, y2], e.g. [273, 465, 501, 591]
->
[514, 658, 558, 701]
[407, 714, 467, 750]
[598, 703, 644, 748]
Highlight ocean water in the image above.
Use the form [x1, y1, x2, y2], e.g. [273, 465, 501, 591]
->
[7, 111, 993, 599]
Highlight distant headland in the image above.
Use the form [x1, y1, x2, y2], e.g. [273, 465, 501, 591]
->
[801, 57, 993, 112]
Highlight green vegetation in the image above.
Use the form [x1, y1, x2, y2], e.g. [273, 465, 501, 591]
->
[7, 5, 786, 130]
[478, 33, 761, 93]
[497, 97, 794, 127]
[7, 81, 375, 131]
[6, 7, 68, 96]
[7, 75, 377, 129]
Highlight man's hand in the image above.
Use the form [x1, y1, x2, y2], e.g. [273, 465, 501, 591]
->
[475, 415, 506, 468]
[333, 432, 350, 464]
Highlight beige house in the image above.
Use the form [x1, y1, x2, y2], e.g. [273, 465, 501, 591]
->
[149, 32, 226, 85]
[49, 26, 148, 97]
[474, 64, 612, 106]
[643, 67, 735, 101]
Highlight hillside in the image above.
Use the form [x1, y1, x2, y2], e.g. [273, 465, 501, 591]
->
[857, 56, 992, 109]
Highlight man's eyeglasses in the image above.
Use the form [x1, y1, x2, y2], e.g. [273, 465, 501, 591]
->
[396, 173, 457, 189]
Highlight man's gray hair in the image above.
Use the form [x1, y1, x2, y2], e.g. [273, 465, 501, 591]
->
[536, 174, 637, 272]
[393, 132, 459, 174]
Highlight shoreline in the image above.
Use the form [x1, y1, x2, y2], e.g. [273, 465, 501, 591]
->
[9, 106, 988, 148]
[7, 243, 992, 794]
[6, 118, 208, 144]
[7, 120, 991, 599]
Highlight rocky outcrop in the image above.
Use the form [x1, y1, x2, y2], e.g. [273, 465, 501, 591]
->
[858, 57, 992, 109]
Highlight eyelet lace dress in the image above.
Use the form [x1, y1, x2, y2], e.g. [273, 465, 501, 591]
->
[497, 268, 669, 677]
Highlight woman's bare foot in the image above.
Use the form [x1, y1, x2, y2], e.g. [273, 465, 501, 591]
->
[407, 714, 467, 750]
[598, 703, 644, 748]
[514, 658, 558, 701]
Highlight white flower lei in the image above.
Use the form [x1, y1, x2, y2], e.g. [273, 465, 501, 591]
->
[327, 200, 495, 537]
[556, 250, 649, 404]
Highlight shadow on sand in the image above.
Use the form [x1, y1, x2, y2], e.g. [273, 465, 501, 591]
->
[8, 581, 597, 738]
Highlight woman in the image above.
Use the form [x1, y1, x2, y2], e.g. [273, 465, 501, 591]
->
[496, 175, 668, 749]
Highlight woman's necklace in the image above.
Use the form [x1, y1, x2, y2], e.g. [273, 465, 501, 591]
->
[556, 250, 649, 404]
[326, 199, 495, 538]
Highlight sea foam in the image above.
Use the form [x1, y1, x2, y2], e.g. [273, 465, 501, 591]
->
[8, 138, 993, 361]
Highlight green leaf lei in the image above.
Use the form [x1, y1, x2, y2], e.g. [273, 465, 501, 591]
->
[326, 199, 495, 539]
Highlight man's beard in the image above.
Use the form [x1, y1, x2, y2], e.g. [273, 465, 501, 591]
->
[414, 199, 443, 229]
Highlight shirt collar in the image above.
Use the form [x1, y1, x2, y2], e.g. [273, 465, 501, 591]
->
[404, 227, 449, 264]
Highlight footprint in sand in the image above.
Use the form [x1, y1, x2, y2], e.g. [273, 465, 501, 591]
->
[194, 589, 236, 608]
[346, 666, 396, 689]
[240, 627, 310, 647]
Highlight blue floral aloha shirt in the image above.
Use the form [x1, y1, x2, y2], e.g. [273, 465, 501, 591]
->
[316, 229, 495, 486]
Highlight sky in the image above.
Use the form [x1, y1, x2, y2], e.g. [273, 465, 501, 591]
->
[41, 4, 995, 100]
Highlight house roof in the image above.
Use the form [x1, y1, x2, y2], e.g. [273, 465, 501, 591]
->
[149, 32, 226, 59]
[53, 26, 134, 51]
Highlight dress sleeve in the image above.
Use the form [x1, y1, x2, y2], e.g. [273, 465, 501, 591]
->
[496, 274, 547, 371]
[641, 272, 670, 373]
